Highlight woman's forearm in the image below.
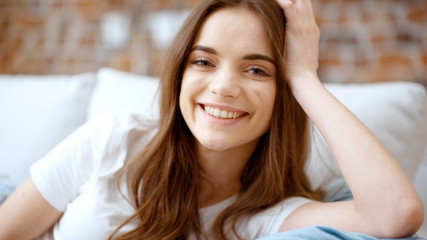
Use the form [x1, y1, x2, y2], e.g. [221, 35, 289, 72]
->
[290, 72, 424, 236]
[0, 179, 62, 240]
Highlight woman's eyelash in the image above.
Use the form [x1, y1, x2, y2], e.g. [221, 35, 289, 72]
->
[189, 58, 213, 67]
[247, 67, 271, 77]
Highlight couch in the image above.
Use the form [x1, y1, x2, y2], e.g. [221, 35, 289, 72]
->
[1, 68, 426, 236]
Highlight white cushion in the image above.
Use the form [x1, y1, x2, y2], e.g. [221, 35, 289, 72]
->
[87, 68, 159, 121]
[306, 82, 427, 201]
[0, 73, 96, 185]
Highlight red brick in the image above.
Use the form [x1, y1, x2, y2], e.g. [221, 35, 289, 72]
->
[314, 15, 325, 27]
[66, 57, 77, 65]
[4, 37, 23, 58]
[371, 55, 414, 82]
[371, 35, 391, 43]
[379, 55, 412, 66]
[407, 9, 426, 22]
[319, 58, 341, 66]
[108, 52, 132, 72]
[338, 15, 351, 25]
[52, 2, 66, 8]
[421, 54, 427, 69]
[76, 0, 105, 22]
[0, 54, 14, 73]
[17, 14, 43, 27]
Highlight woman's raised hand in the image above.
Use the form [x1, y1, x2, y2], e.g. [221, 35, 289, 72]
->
[276, 0, 320, 88]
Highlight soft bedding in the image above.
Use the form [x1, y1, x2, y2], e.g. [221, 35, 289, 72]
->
[257, 226, 426, 240]
[0, 174, 15, 205]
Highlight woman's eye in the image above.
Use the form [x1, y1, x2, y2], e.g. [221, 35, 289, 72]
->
[247, 67, 271, 78]
[189, 59, 213, 67]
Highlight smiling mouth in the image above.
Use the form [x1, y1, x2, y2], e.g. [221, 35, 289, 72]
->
[201, 104, 248, 119]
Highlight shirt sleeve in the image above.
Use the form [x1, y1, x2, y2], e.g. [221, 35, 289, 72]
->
[30, 111, 130, 211]
[236, 197, 312, 239]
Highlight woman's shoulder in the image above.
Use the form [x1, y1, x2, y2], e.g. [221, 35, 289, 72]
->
[81, 110, 158, 144]
[64, 110, 159, 181]
[86, 110, 159, 154]
[90, 110, 159, 132]
[64, 110, 159, 168]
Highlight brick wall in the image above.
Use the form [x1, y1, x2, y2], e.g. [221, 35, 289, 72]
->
[0, 0, 426, 86]
[315, 0, 426, 85]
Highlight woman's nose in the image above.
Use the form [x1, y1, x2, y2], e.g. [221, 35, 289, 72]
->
[208, 66, 241, 98]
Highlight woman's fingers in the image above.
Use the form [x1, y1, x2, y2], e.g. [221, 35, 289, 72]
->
[277, 0, 316, 26]
[300, 0, 316, 24]
[276, 0, 298, 23]
[275, 0, 320, 85]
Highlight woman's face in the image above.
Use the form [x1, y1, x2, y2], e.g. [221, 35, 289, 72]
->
[179, 7, 277, 153]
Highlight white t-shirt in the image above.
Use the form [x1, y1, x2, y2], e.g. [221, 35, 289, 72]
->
[31, 111, 311, 240]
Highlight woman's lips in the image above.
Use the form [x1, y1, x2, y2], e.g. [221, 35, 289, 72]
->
[203, 105, 248, 119]
[198, 104, 249, 126]
[199, 103, 248, 119]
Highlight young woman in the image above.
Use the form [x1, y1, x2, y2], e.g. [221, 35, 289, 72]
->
[0, 0, 423, 239]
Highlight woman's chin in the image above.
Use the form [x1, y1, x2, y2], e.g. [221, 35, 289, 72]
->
[197, 137, 234, 152]
[201, 143, 230, 152]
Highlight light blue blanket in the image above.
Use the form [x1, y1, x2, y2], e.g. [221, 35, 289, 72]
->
[257, 226, 426, 240]
[0, 174, 15, 205]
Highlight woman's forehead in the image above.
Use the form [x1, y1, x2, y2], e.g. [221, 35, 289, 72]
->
[192, 7, 274, 58]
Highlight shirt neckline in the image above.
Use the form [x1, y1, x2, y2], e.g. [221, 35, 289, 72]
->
[199, 194, 238, 214]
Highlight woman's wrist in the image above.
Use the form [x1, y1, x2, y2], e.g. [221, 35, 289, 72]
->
[287, 70, 321, 96]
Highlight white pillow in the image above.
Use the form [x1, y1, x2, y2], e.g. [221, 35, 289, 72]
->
[306, 82, 427, 201]
[87, 68, 160, 121]
[0, 73, 96, 185]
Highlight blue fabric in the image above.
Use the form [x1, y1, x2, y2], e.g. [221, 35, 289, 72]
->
[0, 174, 16, 205]
[257, 226, 426, 240]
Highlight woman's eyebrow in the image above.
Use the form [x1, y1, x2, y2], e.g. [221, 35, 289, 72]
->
[191, 45, 217, 54]
[243, 54, 275, 65]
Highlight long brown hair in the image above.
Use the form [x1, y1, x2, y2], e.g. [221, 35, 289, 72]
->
[111, 0, 322, 239]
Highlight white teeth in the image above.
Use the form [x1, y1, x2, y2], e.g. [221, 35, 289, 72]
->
[214, 108, 221, 117]
[203, 105, 244, 119]
[220, 110, 228, 118]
